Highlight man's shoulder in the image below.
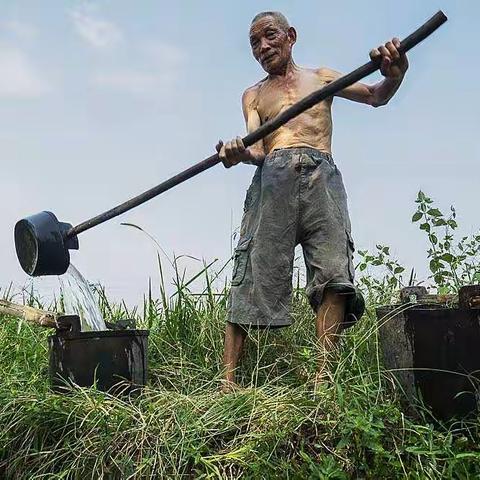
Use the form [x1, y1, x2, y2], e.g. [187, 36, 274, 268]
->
[242, 78, 266, 104]
[314, 66, 341, 82]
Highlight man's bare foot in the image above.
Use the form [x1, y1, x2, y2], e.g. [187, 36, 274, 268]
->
[220, 379, 240, 393]
[313, 369, 334, 392]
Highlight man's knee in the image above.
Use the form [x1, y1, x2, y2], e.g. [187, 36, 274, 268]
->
[320, 286, 365, 328]
[321, 289, 348, 308]
[226, 321, 248, 336]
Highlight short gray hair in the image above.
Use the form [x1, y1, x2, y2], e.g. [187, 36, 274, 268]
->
[251, 11, 290, 31]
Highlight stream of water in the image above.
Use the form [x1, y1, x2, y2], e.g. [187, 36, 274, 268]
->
[58, 264, 106, 331]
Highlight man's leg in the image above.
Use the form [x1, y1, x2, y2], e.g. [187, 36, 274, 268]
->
[222, 321, 247, 390]
[315, 290, 346, 377]
[298, 151, 355, 381]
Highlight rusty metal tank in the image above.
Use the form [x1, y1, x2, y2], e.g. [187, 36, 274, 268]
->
[48, 315, 149, 395]
[377, 285, 480, 421]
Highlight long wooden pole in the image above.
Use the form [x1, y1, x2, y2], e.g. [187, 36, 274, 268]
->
[67, 11, 447, 239]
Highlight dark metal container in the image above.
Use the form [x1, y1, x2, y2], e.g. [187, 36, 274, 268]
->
[377, 286, 480, 421]
[48, 316, 149, 394]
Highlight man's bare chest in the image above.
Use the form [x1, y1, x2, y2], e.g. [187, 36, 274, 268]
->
[256, 73, 328, 123]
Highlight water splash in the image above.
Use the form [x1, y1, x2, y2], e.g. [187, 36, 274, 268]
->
[58, 264, 106, 331]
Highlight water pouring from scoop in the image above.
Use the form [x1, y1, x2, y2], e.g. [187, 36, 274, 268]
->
[58, 264, 106, 331]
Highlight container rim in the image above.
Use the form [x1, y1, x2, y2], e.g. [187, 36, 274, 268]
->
[49, 329, 150, 340]
[376, 303, 450, 311]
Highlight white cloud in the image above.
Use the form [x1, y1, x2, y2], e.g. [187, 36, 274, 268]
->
[0, 45, 49, 98]
[71, 8, 122, 50]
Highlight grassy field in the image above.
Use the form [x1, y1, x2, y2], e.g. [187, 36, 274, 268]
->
[1, 193, 479, 478]
[1, 276, 480, 479]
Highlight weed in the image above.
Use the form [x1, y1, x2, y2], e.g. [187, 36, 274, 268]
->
[0, 193, 479, 478]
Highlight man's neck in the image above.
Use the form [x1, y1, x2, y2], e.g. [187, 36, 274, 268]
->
[268, 58, 298, 79]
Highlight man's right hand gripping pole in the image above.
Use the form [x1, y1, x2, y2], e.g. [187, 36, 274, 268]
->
[216, 137, 263, 168]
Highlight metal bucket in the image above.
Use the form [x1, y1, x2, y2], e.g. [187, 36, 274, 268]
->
[48, 316, 149, 395]
[377, 286, 480, 420]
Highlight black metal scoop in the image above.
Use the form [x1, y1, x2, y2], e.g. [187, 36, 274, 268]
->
[14, 11, 447, 276]
[15, 211, 79, 276]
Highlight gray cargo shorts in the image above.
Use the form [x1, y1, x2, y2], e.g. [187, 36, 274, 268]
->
[227, 147, 356, 328]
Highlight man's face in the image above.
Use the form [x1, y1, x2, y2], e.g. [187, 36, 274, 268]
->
[249, 17, 295, 74]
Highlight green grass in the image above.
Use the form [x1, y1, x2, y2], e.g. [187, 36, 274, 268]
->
[1, 270, 480, 480]
[2, 191, 478, 478]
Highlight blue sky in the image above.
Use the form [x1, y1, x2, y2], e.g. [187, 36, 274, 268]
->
[1, 1, 478, 304]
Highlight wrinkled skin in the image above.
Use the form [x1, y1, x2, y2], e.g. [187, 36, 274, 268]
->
[216, 16, 408, 166]
[220, 15, 408, 390]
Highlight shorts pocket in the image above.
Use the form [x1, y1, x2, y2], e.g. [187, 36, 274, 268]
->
[346, 230, 355, 281]
[244, 169, 260, 212]
[231, 235, 253, 286]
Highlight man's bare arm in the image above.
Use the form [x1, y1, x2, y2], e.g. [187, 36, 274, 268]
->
[241, 88, 266, 165]
[323, 38, 408, 107]
[216, 88, 266, 168]
[332, 72, 404, 107]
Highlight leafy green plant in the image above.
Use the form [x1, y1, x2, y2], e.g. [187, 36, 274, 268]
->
[357, 191, 480, 304]
[356, 244, 409, 305]
[412, 190, 480, 293]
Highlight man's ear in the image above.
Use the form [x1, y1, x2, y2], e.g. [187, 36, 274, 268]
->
[287, 26, 297, 46]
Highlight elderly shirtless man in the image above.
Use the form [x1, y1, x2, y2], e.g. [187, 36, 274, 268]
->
[217, 11, 408, 388]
